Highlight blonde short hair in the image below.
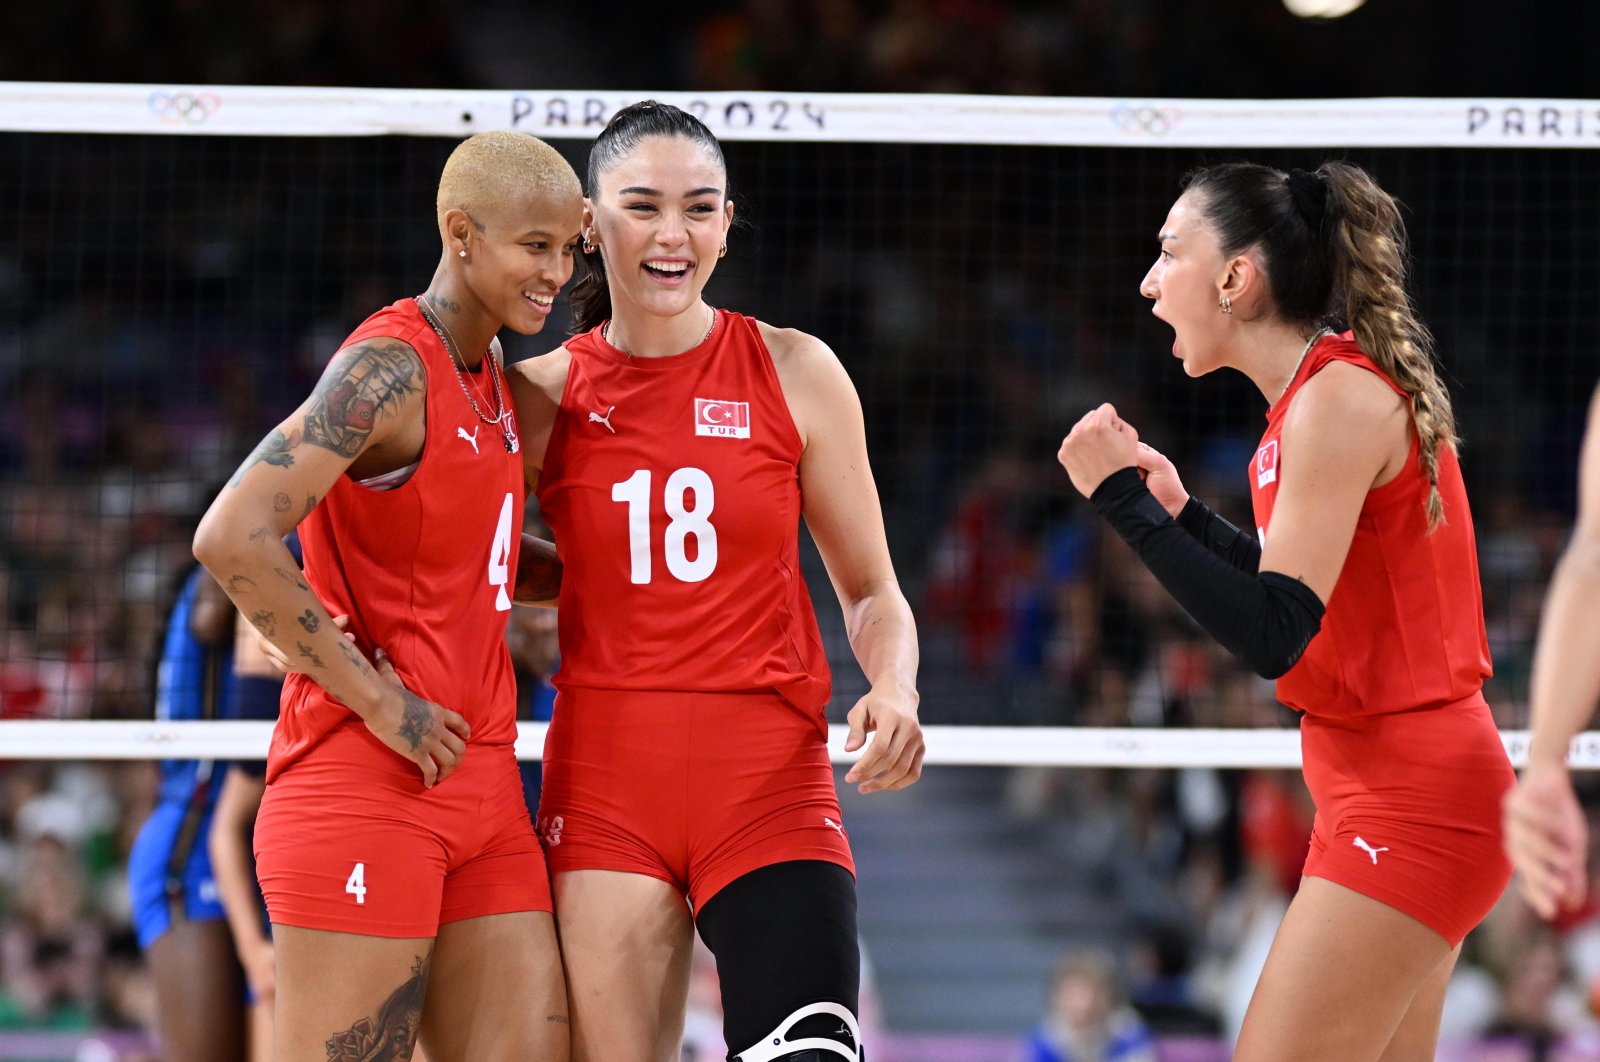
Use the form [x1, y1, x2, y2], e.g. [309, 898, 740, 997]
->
[436, 131, 580, 233]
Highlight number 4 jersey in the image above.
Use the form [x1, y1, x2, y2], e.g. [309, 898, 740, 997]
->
[537, 309, 831, 722]
[269, 298, 524, 782]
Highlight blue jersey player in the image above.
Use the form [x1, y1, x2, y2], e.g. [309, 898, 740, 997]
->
[128, 559, 284, 1061]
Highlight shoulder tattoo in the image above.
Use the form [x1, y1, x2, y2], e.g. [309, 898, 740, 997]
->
[303, 341, 423, 459]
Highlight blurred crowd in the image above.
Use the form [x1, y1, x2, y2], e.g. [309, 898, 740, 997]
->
[4, 0, 1596, 99]
[2, 0, 1599, 1056]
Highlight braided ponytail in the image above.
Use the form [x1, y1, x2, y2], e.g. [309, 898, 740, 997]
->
[1186, 160, 1458, 530]
[1320, 161, 1458, 528]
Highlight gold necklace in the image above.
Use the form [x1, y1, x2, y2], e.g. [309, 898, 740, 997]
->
[1273, 329, 1332, 408]
[603, 305, 717, 357]
[414, 296, 519, 454]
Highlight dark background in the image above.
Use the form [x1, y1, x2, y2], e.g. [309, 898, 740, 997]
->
[0, 0, 1597, 1048]
[4, 0, 1597, 99]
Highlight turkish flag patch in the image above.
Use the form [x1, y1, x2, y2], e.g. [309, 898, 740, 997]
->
[694, 398, 751, 439]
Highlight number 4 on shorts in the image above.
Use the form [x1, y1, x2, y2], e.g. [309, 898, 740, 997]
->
[345, 862, 367, 905]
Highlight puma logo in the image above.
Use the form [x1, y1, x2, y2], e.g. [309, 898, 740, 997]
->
[823, 816, 845, 836]
[456, 425, 480, 453]
[588, 406, 616, 433]
[1353, 836, 1389, 864]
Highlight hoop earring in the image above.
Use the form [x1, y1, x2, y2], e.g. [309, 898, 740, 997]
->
[717, 244, 728, 258]
[582, 236, 597, 254]
[1219, 296, 1232, 315]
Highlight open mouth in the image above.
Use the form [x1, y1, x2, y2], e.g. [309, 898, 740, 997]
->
[524, 291, 555, 314]
[642, 259, 691, 282]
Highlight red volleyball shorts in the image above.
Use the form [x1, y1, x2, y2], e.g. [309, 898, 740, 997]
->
[254, 726, 551, 938]
[1300, 694, 1513, 946]
[537, 688, 854, 910]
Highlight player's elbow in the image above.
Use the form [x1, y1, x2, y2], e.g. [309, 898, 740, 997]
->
[1234, 573, 1324, 680]
[1246, 646, 1304, 681]
[1238, 623, 1316, 679]
[840, 575, 903, 612]
[192, 522, 221, 571]
[839, 578, 909, 635]
[192, 504, 245, 574]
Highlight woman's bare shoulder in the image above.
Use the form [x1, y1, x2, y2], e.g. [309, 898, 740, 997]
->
[508, 345, 573, 403]
[755, 320, 838, 380]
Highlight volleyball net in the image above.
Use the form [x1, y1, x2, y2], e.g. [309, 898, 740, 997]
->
[3, 84, 1599, 766]
[0, 719, 1596, 769]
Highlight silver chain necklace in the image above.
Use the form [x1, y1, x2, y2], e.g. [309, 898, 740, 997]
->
[414, 296, 519, 454]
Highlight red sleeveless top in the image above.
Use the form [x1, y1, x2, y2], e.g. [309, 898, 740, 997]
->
[269, 298, 523, 781]
[1249, 331, 1491, 719]
[537, 309, 831, 722]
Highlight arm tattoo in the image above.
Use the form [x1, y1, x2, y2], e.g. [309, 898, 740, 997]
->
[303, 493, 318, 519]
[248, 527, 272, 542]
[226, 575, 257, 595]
[296, 642, 326, 669]
[228, 428, 301, 488]
[513, 534, 563, 604]
[297, 609, 321, 633]
[396, 691, 435, 751]
[275, 567, 310, 592]
[249, 610, 276, 637]
[336, 638, 374, 677]
[303, 342, 422, 459]
[273, 492, 292, 513]
[324, 953, 430, 1061]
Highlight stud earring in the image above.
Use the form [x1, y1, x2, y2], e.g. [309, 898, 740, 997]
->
[1219, 296, 1232, 315]
[458, 249, 467, 259]
[717, 244, 727, 258]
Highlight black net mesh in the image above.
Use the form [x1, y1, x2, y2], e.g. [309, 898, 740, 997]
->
[2, 132, 1595, 728]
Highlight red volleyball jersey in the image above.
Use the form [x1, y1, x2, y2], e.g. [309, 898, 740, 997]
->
[1249, 331, 1491, 719]
[268, 298, 524, 781]
[537, 310, 831, 720]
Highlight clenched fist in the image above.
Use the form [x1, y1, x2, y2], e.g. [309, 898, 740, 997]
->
[1058, 403, 1141, 498]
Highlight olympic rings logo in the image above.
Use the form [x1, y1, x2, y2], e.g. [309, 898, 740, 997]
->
[1109, 105, 1181, 138]
[147, 91, 222, 125]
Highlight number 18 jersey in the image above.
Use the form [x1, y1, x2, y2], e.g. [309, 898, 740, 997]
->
[537, 310, 831, 720]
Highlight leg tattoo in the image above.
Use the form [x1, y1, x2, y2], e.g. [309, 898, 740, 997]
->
[324, 953, 430, 1061]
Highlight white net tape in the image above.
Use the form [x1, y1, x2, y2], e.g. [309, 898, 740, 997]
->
[2, 82, 1597, 148]
[1, 721, 1595, 769]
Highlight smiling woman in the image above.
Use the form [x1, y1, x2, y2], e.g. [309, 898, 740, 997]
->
[433, 135, 577, 339]
[191, 130, 583, 1062]
[505, 100, 924, 1062]
[567, 102, 735, 355]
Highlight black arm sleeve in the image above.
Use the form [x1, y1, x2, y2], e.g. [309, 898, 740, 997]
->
[1090, 467, 1325, 679]
[1177, 496, 1262, 574]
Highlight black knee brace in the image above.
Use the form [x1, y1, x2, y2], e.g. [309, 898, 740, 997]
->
[696, 861, 861, 1062]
